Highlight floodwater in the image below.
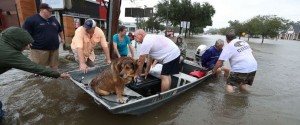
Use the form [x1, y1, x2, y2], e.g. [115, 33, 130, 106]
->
[1, 35, 300, 125]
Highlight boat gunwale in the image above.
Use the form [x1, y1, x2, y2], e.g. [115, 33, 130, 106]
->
[69, 70, 213, 110]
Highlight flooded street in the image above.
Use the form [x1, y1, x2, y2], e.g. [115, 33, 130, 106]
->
[1, 35, 300, 125]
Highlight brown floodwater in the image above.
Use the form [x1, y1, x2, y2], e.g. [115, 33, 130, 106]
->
[1, 35, 300, 125]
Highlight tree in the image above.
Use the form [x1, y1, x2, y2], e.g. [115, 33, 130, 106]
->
[191, 27, 204, 34]
[146, 17, 162, 33]
[218, 27, 231, 35]
[244, 17, 261, 41]
[206, 28, 218, 34]
[135, 18, 147, 30]
[229, 15, 285, 43]
[228, 20, 245, 39]
[155, 0, 215, 36]
[191, 2, 215, 30]
[254, 15, 284, 43]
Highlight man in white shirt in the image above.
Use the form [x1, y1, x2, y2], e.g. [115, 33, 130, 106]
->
[134, 29, 181, 92]
[213, 31, 257, 93]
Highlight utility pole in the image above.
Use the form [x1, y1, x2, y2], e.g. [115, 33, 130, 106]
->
[165, 0, 169, 37]
[185, 22, 188, 38]
[107, 0, 120, 59]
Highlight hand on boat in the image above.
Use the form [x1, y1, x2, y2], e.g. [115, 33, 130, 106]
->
[80, 63, 88, 74]
[107, 60, 111, 65]
[207, 70, 213, 75]
[60, 73, 70, 78]
[134, 74, 139, 81]
[141, 73, 148, 79]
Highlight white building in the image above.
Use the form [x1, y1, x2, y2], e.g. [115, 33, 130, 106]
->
[123, 22, 137, 33]
[284, 24, 300, 40]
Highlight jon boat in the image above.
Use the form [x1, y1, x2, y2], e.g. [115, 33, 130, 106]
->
[69, 60, 213, 115]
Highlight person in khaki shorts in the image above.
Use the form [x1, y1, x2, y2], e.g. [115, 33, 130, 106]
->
[22, 3, 65, 71]
[71, 19, 111, 74]
[213, 31, 257, 93]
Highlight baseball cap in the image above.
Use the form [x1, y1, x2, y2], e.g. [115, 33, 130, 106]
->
[83, 19, 96, 30]
[39, 3, 52, 11]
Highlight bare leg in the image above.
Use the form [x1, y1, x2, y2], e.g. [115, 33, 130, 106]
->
[161, 75, 171, 92]
[226, 84, 234, 93]
[239, 84, 248, 92]
[215, 68, 222, 77]
[50, 66, 58, 71]
[221, 67, 230, 78]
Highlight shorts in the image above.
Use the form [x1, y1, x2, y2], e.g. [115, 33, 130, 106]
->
[227, 71, 256, 86]
[72, 49, 95, 67]
[161, 56, 180, 75]
[30, 49, 59, 67]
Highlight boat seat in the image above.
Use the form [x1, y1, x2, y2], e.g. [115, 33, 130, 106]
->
[173, 72, 198, 87]
[100, 87, 142, 102]
[91, 86, 143, 107]
[127, 75, 161, 97]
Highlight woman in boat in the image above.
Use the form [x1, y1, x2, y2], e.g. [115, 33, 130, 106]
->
[113, 26, 135, 58]
[176, 34, 187, 59]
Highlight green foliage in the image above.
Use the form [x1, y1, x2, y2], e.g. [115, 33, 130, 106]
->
[135, 18, 147, 29]
[158, 24, 166, 31]
[219, 15, 285, 43]
[155, 0, 215, 33]
[228, 20, 245, 38]
[191, 27, 204, 34]
[145, 17, 162, 32]
[218, 27, 231, 35]
[250, 15, 284, 43]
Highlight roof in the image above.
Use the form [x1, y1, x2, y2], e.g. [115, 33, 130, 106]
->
[292, 24, 300, 33]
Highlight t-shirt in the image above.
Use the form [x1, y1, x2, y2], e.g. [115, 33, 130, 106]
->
[219, 39, 257, 73]
[71, 26, 107, 61]
[113, 34, 131, 56]
[22, 14, 62, 50]
[201, 46, 222, 69]
[140, 34, 180, 64]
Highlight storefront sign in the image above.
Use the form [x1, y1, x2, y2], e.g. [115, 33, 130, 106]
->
[41, 0, 65, 10]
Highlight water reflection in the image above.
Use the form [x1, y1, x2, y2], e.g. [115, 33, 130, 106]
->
[1, 35, 300, 124]
[221, 94, 249, 119]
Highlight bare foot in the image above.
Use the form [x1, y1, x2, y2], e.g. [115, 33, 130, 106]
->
[226, 85, 234, 93]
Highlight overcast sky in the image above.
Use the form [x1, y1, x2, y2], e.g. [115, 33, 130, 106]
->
[119, 0, 300, 30]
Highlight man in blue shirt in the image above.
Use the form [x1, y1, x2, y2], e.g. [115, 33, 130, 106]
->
[201, 39, 229, 77]
[23, 3, 65, 71]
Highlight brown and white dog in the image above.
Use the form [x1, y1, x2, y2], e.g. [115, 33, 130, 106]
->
[90, 57, 137, 103]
